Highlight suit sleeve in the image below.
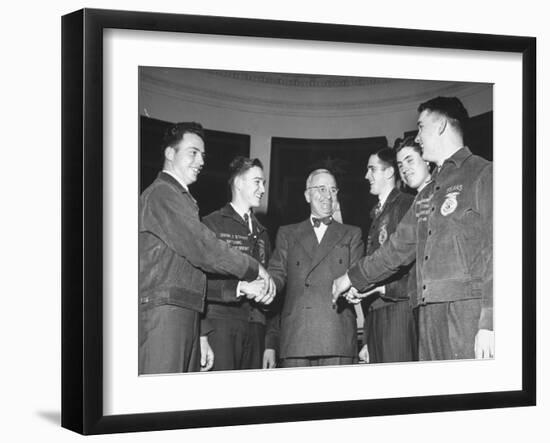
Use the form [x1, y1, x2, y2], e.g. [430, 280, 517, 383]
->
[348, 205, 417, 291]
[267, 227, 289, 293]
[265, 227, 289, 354]
[476, 164, 493, 330]
[142, 186, 258, 282]
[349, 227, 365, 267]
[264, 309, 280, 352]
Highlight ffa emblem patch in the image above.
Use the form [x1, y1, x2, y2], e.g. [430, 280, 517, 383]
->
[440, 192, 460, 216]
[378, 224, 388, 245]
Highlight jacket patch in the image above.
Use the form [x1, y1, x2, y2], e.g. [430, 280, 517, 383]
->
[378, 224, 388, 245]
[414, 195, 433, 221]
[441, 191, 460, 216]
[257, 239, 266, 263]
[446, 184, 463, 193]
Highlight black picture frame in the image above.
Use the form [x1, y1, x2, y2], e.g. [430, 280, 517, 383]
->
[61, 8, 536, 435]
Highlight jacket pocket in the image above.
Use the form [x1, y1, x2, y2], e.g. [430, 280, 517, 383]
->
[453, 235, 468, 276]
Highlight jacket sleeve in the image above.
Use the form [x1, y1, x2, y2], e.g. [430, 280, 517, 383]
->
[143, 185, 259, 282]
[201, 215, 243, 304]
[199, 316, 214, 337]
[396, 193, 414, 222]
[348, 205, 417, 291]
[476, 163, 493, 330]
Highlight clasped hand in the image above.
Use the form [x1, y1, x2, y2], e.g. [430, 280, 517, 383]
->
[239, 265, 276, 305]
[332, 273, 380, 304]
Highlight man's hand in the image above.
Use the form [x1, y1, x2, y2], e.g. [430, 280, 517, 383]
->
[332, 273, 352, 304]
[263, 349, 277, 369]
[241, 277, 275, 306]
[251, 264, 275, 305]
[344, 287, 363, 304]
[199, 336, 215, 371]
[345, 286, 384, 304]
[358, 344, 369, 363]
[240, 279, 267, 298]
[475, 328, 495, 359]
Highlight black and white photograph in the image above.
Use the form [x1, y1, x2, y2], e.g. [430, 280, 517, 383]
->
[52, 3, 540, 438]
[138, 67, 494, 375]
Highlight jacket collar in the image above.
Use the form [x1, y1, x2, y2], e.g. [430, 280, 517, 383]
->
[158, 172, 197, 206]
[442, 146, 473, 169]
[158, 171, 189, 194]
[371, 187, 400, 219]
[219, 203, 267, 234]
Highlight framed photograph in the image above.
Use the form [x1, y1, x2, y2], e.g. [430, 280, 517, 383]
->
[62, 8, 536, 435]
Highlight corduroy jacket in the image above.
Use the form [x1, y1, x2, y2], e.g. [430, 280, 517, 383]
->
[139, 173, 259, 313]
[348, 148, 493, 330]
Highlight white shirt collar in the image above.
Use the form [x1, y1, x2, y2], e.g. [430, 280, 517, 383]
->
[310, 215, 330, 243]
[377, 187, 393, 210]
[230, 203, 252, 230]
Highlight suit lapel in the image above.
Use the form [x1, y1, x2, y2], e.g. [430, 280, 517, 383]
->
[309, 222, 346, 272]
[294, 219, 317, 261]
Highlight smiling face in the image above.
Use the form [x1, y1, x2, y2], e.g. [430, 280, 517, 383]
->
[234, 166, 266, 209]
[164, 132, 205, 186]
[397, 146, 431, 190]
[415, 109, 443, 164]
[305, 171, 337, 218]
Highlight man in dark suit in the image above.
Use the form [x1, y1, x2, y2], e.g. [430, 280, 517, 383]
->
[268, 169, 364, 367]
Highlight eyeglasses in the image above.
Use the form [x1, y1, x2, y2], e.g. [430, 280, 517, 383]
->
[307, 185, 339, 196]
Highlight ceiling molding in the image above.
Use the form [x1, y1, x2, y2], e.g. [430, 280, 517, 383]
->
[140, 70, 490, 118]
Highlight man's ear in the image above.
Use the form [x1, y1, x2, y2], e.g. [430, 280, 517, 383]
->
[164, 146, 175, 161]
[234, 175, 243, 192]
[304, 190, 311, 204]
[438, 117, 448, 136]
[384, 167, 395, 180]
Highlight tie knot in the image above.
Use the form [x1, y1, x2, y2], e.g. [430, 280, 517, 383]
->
[243, 213, 249, 224]
[312, 216, 332, 228]
[374, 202, 382, 217]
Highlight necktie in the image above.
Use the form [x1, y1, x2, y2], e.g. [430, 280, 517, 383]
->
[243, 213, 252, 233]
[312, 216, 333, 228]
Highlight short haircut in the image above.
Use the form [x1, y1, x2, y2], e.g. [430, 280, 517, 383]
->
[228, 156, 264, 189]
[395, 135, 422, 156]
[372, 147, 397, 174]
[417, 96, 469, 135]
[305, 168, 336, 189]
[163, 121, 205, 151]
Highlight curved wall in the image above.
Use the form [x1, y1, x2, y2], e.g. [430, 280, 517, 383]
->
[139, 68, 493, 210]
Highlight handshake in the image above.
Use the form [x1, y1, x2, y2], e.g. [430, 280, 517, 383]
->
[238, 264, 276, 305]
[331, 272, 383, 305]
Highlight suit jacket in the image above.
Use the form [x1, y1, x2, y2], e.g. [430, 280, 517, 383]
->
[268, 219, 364, 358]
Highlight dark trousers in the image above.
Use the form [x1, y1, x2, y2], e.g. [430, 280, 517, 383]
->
[418, 299, 482, 361]
[281, 356, 355, 368]
[365, 299, 418, 363]
[207, 318, 266, 370]
[139, 304, 200, 374]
